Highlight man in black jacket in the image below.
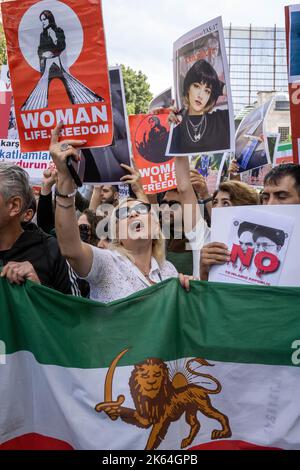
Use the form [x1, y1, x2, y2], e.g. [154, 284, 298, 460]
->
[0, 163, 80, 295]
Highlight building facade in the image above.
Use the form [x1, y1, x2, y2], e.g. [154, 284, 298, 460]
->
[224, 25, 288, 114]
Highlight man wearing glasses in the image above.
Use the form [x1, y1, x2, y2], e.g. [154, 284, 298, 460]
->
[253, 226, 285, 256]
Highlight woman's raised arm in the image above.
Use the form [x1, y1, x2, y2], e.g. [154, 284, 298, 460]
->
[50, 123, 93, 277]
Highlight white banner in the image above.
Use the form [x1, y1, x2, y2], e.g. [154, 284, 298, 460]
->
[0, 139, 52, 182]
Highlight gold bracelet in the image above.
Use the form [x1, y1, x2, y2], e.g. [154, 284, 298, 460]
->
[56, 200, 74, 209]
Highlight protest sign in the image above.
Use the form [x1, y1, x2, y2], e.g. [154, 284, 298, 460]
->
[240, 164, 272, 188]
[149, 88, 172, 112]
[266, 132, 280, 166]
[235, 99, 273, 173]
[166, 17, 234, 157]
[190, 153, 227, 195]
[129, 113, 176, 194]
[1, 0, 113, 152]
[285, 4, 300, 164]
[0, 64, 12, 91]
[79, 67, 131, 185]
[288, 4, 300, 83]
[0, 138, 52, 183]
[209, 205, 300, 287]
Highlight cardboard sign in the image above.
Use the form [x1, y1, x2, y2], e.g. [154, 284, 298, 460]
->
[1, 0, 113, 152]
[129, 113, 176, 194]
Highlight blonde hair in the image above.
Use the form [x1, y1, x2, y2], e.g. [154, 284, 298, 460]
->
[108, 198, 166, 266]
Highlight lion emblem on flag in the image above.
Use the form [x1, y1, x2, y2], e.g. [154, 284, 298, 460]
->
[95, 349, 231, 450]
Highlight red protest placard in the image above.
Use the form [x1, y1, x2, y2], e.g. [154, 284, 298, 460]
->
[285, 5, 300, 165]
[129, 113, 177, 194]
[1, 0, 113, 152]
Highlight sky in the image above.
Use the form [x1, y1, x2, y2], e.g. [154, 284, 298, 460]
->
[102, 0, 300, 97]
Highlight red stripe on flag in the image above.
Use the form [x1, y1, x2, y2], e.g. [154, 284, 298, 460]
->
[0, 434, 73, 450]
[189, 440, 282, 451]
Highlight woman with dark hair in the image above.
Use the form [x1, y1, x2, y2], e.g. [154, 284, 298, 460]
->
[38, 10, 66, 74]
[22, 9, 103, 110]
[169, 59, 230, 154]
[77, 209, 101, 247]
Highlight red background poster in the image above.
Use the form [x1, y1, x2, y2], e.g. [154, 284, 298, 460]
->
[129, 113, 176, 195]
[1, 0, 113, 152]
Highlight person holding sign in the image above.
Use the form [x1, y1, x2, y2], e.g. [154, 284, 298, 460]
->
[169, 60, 229, 155]
[50, 124, 193, 303]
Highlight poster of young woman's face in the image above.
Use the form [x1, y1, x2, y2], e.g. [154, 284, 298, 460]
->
[166, 18, 235, 157]
[176, 33, 226, 112]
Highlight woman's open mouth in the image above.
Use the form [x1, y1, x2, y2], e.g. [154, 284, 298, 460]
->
[130, 220, 144, 232]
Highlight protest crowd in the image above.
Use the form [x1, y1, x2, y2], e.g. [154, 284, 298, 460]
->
[0, 0, 300, 454]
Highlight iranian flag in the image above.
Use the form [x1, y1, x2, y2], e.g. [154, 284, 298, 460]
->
[0, 277, 300, 451]
[274, 142, 293, 165]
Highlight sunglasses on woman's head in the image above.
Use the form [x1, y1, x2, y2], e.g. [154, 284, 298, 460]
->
[116, 203, 152, 220]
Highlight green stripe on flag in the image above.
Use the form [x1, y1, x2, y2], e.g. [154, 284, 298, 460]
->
[0, 278, 300, 369]
[277, 143, 292, 152]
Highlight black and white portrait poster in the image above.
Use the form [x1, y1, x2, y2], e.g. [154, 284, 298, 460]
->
[166, 17, 235, 157]
[209, 206, 297, 287]
[79, 66, 132, 185]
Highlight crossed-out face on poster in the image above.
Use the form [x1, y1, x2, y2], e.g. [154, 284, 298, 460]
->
[129, 113, 176, 195]
[166, 17, 235, 157]
[1, 0, 113, 152]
